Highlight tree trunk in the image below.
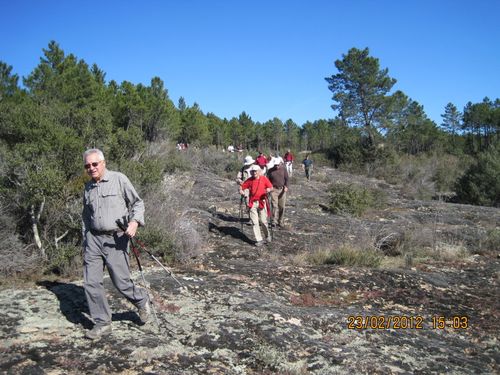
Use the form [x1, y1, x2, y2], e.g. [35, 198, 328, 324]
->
[30, 198, 46, 259]
[55, 230, 69, 249]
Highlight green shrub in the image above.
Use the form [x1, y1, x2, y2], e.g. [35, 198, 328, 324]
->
[307, 151, 331, 168]
[139, 225, 176, 263]
[455, 149, 500, 207]
[327, 183, 385, 216]
[46, 243, 82, 277]
[163, 151, 192, 174]
[118, 158, 164, 188]
[327, 126, 364, 170]
[223, 157, 244, 179]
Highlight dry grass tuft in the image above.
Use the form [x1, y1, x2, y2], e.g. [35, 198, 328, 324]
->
[305, 244, 383, 268]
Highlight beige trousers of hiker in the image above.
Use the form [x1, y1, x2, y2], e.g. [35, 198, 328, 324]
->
[249, 201, 269, 242]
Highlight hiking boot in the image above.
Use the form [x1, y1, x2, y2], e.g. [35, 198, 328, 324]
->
[85, 324, 111, 340]
[255, 240, 265, 247]
[265, 236, 272, 244]
[138, 301, 151, 324]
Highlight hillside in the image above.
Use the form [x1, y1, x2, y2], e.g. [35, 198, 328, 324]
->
[1, 165, 499, 374]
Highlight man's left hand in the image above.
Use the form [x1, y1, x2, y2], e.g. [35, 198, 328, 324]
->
[125, 221, 139, 238]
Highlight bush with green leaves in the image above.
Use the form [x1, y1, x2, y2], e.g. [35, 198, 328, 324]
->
[306, 151, 330, 168]
[138, 225, 176, 263]
[45, 243, 82, 277]
[327, 183, 385, 216]
[455, 148, 500, 207]
[118, 158, 164, 188]
[327, 126, 364, 170]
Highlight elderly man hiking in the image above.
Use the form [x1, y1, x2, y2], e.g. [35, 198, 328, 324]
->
[82, 148, 151, 340]
[239, 164, 273, 247]
[266, 156, 289, 229]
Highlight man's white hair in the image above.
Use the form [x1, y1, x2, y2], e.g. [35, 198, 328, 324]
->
[83, 148, 105, 162]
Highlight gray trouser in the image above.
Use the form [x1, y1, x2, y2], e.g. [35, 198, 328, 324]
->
[83, 231, 148, 326]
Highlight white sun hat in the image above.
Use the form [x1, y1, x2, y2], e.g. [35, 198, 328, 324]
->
[243, 155, 255, 166]
[248, 164, 261, 173]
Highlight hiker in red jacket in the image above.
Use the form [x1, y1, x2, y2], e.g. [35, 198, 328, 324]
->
[255, 151, 268, 174]
[239, 164, 273, 247]
[283, 149, 294, 177]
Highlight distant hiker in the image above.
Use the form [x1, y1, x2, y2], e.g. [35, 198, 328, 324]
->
[302, 154, 313, 181]
[255, 151, 268, 173]
[82, 148, 151, 340]
[266, 156, 289, 228]
[268, 151, 282, 167]
[236, 155, 256, 206]
[239, 164, 273, 247]
[283, 149, 294, 177]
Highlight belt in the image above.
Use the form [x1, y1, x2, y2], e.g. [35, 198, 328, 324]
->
[90, 229, 119, 236]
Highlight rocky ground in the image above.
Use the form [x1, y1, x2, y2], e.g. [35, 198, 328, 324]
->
[0, 165, 499, 374]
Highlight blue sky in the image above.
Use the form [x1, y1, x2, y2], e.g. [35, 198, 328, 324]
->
[1, 0, 498, 126]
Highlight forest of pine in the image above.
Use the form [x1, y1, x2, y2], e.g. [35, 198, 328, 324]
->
[0, 41, 498, 279]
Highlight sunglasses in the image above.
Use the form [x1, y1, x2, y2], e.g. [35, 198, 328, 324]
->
[84, 161, 103, 169]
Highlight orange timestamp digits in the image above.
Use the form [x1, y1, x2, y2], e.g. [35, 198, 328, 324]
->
[347, 315, 424, 330]
[347, 315, 470, 330]
[431, 316, 469, 329]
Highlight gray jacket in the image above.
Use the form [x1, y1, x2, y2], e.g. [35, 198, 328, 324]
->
[82, 169, 145, 233]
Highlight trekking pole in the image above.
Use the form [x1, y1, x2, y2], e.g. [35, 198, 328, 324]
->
[266, 192, 273, 241]
[239, 195, 244, 232]
[116, 220, 182, 287]
[119, 227, 160, 329]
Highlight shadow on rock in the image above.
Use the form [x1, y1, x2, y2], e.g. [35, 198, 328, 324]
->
[208, 222, 254, 245]
[214, 212, 242, 223]
[38, 280, 144, 328]
[37, 280, 93, 329]
[112, 311, 142, 325]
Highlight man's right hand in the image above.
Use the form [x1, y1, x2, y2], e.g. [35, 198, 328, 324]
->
[125, 220, 139, 238]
